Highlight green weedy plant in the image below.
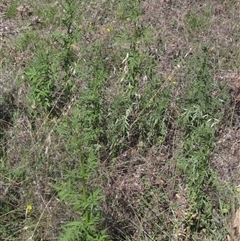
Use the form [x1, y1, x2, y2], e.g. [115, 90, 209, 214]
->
[53, 127, 107, 241]
[105, 0, 145, 154]
[25, 51, 57, 112]
[53, 0, 80, 76]
[119, 0, 142, 101]
[54, 42, 109, 241]
[107, 0, 171, 156]
[25, 0, 80, 115]
[54, 90, 108, 240]
[178, 47, 229, 238]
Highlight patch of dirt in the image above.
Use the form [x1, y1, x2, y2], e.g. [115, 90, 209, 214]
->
[211, 72, 240, 184]
[212, 127, 240, 184]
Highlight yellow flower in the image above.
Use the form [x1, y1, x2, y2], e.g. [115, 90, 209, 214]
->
[106, 28, 111, 33]
[25, 204, 33, 218]
[26, 205, 33, 212]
